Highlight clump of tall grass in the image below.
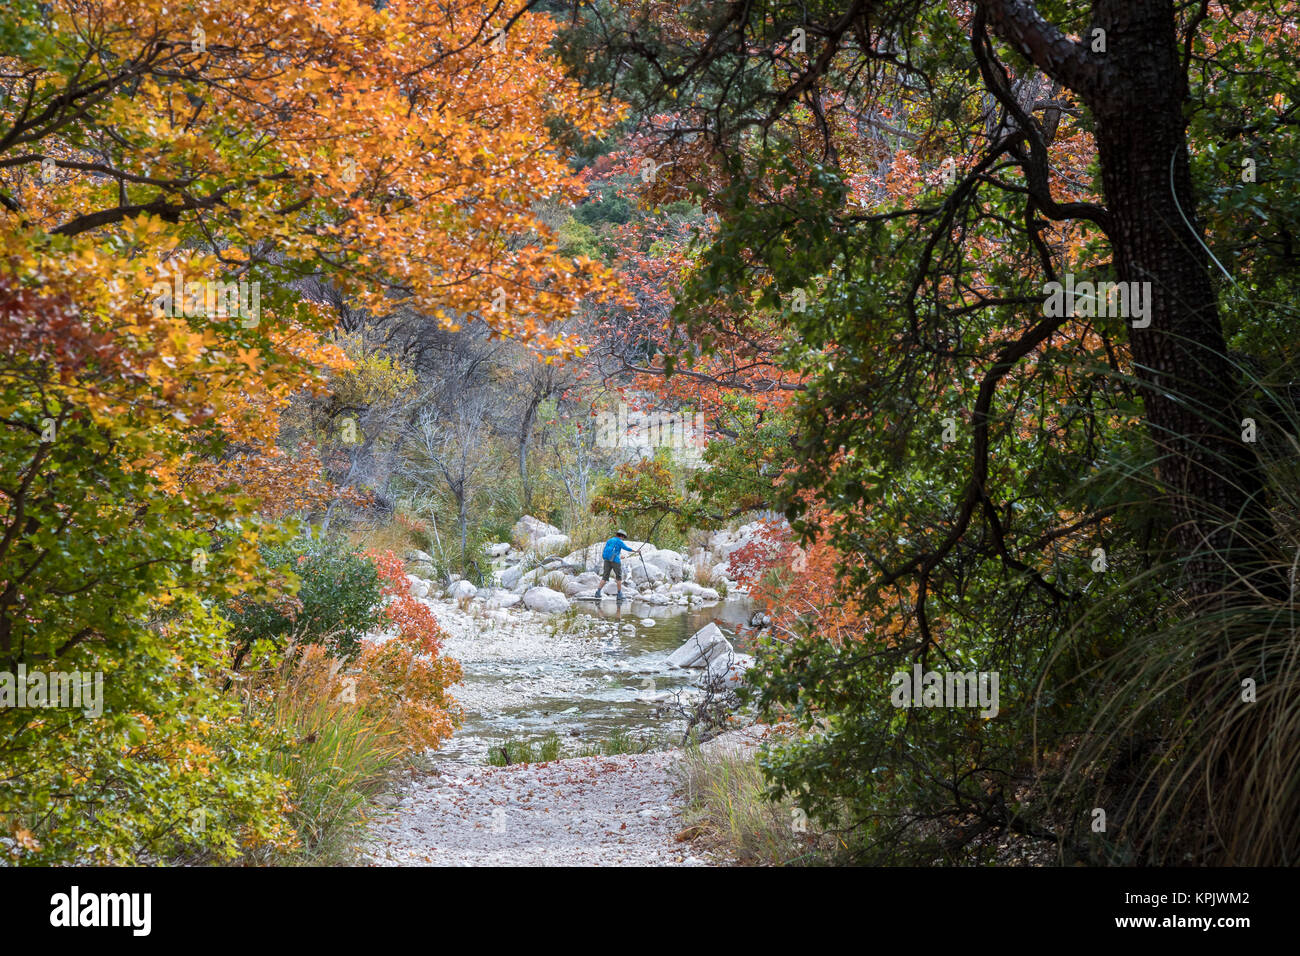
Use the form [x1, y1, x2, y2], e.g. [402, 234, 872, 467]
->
[677, 739, 843, 865]
[692, 557, 729, 596]
[1040, 353, 1300, 865]
[488, 732, 565, 766]
[247, 647, 405, 865]
[575, 727, 659, 757]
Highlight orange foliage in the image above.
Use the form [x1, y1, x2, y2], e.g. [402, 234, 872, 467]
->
[355, 549, 462, 752]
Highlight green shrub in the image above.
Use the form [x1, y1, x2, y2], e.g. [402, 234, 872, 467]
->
[223, 536, 383, 670]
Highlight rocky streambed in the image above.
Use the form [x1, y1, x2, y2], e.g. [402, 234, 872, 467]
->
[393, 516, 775, 763]
[411, 585, 756, 765]
[362, 517, 777, 866]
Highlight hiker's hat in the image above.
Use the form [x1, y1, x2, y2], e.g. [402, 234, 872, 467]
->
[614, 529, 628, 537]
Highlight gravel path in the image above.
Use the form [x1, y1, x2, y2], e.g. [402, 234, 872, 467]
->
[364, 749, 711, 866]
[363, 592, 765, 866]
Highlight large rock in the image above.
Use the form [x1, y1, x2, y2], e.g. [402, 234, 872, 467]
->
[628, 560, 667, 585]
[563, 542, 604, 569]
[485, 589, 521, 609]
[598, 572, 641, 593]
[510, 569, 543, 595]
[500, 564, 528, 590]
[562, 572, 600, 597]
[535, 533, 571, 554]
[405, 549, 434, 564]
[666, 622, 732, 669]
[647, 549, 685, 580]
[447, 579, 477, 600]
[488, 542, 511, 557]
[523, 586, 570, 614]
[513, 515, 561, 548]
[406, 574, 430, 599]
[560, 576, 587, 597]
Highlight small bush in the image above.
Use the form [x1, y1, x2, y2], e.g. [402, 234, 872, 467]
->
[488, 733, 564, 766]
[223, 536, 382, 672]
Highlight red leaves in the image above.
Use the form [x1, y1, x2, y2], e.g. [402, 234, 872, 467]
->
[364, 548, 447, 655]
[0, 274, 138, 385]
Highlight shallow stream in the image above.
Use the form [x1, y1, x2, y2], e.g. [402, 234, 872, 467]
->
[432, 595, 756, 764]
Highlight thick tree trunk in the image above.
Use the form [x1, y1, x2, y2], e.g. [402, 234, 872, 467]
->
[975, 0, 1288, 863]
[1084, 0, 1277, 600]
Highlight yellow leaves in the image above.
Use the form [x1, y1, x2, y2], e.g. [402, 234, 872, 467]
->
[234, 347, 262, 371]
[9, 828, 41, 854]
[4, 0, 629, 522]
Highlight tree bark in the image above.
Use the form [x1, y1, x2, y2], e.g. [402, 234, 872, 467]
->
[979, 0, 1280, 601]
[519, 399, 538, 514]
[1084, 0, 1275, 599]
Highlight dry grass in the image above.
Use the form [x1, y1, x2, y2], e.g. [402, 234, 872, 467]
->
[248, 647, 405, 865]
[677, 739, 842, 865]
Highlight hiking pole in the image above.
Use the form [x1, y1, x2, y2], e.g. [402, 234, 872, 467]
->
[636, 510, 669, 584]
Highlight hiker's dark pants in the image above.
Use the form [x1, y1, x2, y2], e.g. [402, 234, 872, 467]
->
[600, 559, 623, 585]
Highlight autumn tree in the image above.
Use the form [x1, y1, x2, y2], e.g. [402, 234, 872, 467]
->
[555, 0, 1300, 863]
[0, 0, 620, 862]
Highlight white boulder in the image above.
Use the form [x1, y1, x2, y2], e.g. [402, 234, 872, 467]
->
[488, 542, 511, 557]
[447, 579, 477, 600]
[628, 560, 667, 585]
[564, 542, 605, 568]
[647, 549, 686, 580]
[500, 564, 528, 590]
[666, 622, 733, 669]
[535, 533, 571, 554]
[523, 586, 570, 614]
[706, 651, 754, 688]
[513, 515, 562, 547]
[562, 574, 596, 597]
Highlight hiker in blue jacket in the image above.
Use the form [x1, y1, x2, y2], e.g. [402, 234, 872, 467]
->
[597, 529, 640, 600]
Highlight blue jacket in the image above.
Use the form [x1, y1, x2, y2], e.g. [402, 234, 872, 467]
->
[602, 537, 635, 562]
